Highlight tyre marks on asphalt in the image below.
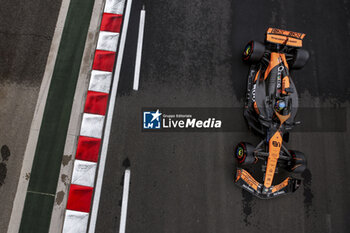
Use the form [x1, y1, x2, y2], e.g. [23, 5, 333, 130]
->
[241, 189, 254, 226]
[0, 145, 10, 187]
[239, 168, 315, 226]
[122, 158, 131, 169]
[302, 168, 314, 217]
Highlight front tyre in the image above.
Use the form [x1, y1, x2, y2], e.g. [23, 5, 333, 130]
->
[235, 142, 256, 165]
[242, 41, 265, 63]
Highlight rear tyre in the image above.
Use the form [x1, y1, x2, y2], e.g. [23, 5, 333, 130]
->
[291, 49, 309, 69]
[242, 41, 265, 63]
[235, 142, 256, 165]
[287, 150, 307, 173]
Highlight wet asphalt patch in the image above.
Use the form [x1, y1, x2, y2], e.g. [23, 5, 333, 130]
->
[0, 145, 10, 186]
[302, 168, 314, 217]
[241, 189, 254, 226]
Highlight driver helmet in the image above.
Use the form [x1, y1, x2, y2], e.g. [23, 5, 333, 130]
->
[275, 100, 286, 112]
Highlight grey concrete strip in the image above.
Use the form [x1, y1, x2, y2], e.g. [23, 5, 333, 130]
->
[6, 0, 72, 232]
[48, 0, 106, 232]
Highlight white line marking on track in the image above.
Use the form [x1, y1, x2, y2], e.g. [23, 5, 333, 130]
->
[133, 5, 146, 91]
[119, 169, 131, 233]
[26, 190, 56, 197]
[88, 0, 133, 231]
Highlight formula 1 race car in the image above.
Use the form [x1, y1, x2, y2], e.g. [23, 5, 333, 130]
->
[234, 28, 309, 199]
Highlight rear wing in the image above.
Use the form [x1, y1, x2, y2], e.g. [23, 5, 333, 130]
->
[266, 28, 306, 47]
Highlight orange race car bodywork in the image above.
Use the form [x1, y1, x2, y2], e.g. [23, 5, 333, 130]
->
[234, 28, 309, 198]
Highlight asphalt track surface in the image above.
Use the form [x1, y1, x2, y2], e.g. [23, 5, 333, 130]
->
[95, 0, 350, 233]
[0, 0, 349, 233]
[0, 1, 61, 231]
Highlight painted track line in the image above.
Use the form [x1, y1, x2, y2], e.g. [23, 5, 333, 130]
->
[119, 169, 131, 233]
[88, 0, 133, 231]
[133, 5, 146, 91]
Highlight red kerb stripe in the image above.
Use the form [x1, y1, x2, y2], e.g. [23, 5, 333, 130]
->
[100, 13, 123, 33]
[75, 136, 101, 162]
[66, 184, 94, 212]
[92, 50, 116, 72]
[84, 91, 109, 115]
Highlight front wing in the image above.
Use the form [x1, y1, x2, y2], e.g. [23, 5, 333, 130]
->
[235, 168, 301, 199]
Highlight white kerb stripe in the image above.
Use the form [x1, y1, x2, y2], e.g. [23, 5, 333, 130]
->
[80, 113, 105, 138]
[88, 70, 112, 93]
[119, 169, 131, 233]
[104, 0, 125, 14]
[133, 8, 145, 91]
[97, 31, 120, 52]
[71, 160, 97, 187]
[62, 210, 89, 233]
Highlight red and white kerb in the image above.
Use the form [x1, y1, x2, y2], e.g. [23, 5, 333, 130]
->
[62, 0, 126, 232]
